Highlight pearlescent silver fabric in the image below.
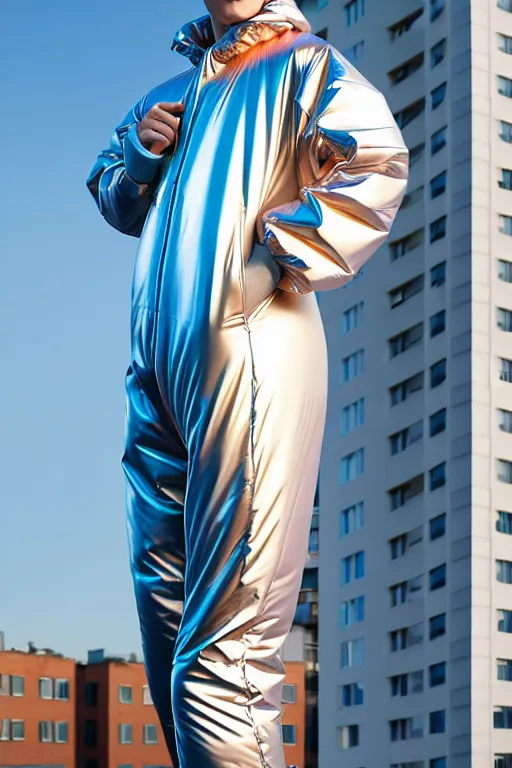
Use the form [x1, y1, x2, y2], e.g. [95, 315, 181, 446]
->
[86, 2, 408, 765]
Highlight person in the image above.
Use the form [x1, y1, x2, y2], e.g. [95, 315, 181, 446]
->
[86, 1, 408, 766]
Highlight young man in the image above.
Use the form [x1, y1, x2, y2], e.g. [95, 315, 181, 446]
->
[87, 1, 408, 765]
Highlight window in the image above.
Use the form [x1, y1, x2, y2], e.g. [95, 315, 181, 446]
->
[39, 721, 53, 742]
[55, 721, 68, 743]
[338, 682, 364, 707]
[11, 720, 24, 741]
[119, 723, 133, 744]
[389, 474, 424, 510]
[340, 502, 364, 536]
[497, 559, 512, 584]
[390, 372, 423, 406]
[498, 308, 512, 331]
[499, 169, 512, 190]
[10, 675, 24, 697]
[430, 215, 446, 242]
[430, 662, 446, 686]
[345, 0, 365, 26]
[85, 719, 97, 747]
[430, 170, 447, 198]
[143, 724, 158, 744]
[389, 275, 424, 308]
[282, 684, 297, 703]
[429, 614, 446, 640]
[389, 323, 423, 357]
[390, 228, 424, 259]
[431, 82, 447, 109]
[430, 261, 446, 288]
[498, 75, 512, 97]
[341, 448, 364, 483]
[390, 623, 424, 651]
[430, 513, 446, 540]
[119, 685, 133, 704]
[84, 761, 99, 768]
[500, 358, 512, 382]
[498, 659, 512, 681]
[390, 717, 424, 741]
[430, 710, 446, 733]
[309, 527, 319, 553]
[431, 359, 447, 387]
[341, 551, 365, 584]
[342, 398, 365, 435]
[143, 685, 153, 705]
[85, 681, 98, 707]
[282, 724, 297, 744]
[401, 185, 424, 208]
[390, 420, 423, 454]
[498, 0, 512, 9]
[340, 596, 365, 628]
[0, 719, 8, 740]
[341, 637, 364, 668]
[343, 301, 364, 333]
[390, 671, 424, 698]
[430, 408, 446, 437]
[315, 26, 328, 41]
[497, 511, 512, 535]
[500, 120, 512, 142]
[39, 677, 53, 699]
[495, 755, 512, 768]
[431, 0, 445, 21]
[55, 679, 69, 700]
[495, 706, 512, 728]
[498, 609, 512, 633]
[499, 409, 512, 433]
[431, 126, 447, 155]
[0, 676, 8, 696]
[498, 459, 512, 483]
[408, 144, 425, 168]
[342, 349, 364, 382]
[430, 462, 446, 490]
[390, 577, 423, 606]
[500, 215, 512, 235]
[388, 8, 424, 40]
[499, 260, 512, 282]
[430, 760, 447, 768]
[390, 534, 407, 559]
[388, 53, 424, 86]
[430, 564, 447, 590]
[430, 310, 446, 337]
[342, 40, 365, 64]
[394, 98, 426, 129]
[431, 39, 446, 67]
[338, 724, 359, 748]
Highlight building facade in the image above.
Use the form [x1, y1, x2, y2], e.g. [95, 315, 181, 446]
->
[0, 645, 76, 768]
[296, 0, 512, 767]
[75, 650, 171, 768]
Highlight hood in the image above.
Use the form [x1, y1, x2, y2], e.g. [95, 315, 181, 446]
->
[171, 0, 311, 66]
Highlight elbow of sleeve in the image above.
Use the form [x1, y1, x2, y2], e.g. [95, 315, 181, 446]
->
[123, 124, 164, 184]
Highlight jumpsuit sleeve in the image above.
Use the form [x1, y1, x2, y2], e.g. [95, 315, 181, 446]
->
[86, 94, 165, 238]
[261, 44, 409, 294]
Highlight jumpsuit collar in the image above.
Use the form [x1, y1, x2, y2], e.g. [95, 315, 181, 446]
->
[171, 0, 311, 66]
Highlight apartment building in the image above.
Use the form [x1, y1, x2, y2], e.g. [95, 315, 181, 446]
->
[295, 0, 512, 767]
[0, 641, 76, 768]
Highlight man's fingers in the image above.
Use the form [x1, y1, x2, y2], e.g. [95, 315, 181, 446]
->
[141, 118, 176, 143]
[156, 101, 185, 114]
[149, 105, 181, 132]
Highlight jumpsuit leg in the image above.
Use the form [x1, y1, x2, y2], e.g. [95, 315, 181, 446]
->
[121, 307, 188, 767]
[170, 289, 328, 768]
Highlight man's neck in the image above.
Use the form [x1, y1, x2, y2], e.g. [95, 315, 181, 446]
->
[210, 16, 228, 42]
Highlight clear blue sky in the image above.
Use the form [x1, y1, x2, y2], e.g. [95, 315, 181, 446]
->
[2, 0, 207, 662]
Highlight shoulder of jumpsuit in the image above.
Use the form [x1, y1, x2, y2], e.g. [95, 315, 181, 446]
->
[288, 33, 378, 115]
[123, 68, 196, 186]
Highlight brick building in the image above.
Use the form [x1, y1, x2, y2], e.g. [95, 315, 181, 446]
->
[75, 650, 171, 768]
[0, 641, 76, 768]
[282, 661, 306, 768]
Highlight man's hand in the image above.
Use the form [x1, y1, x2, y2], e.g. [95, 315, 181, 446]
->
[136, 102, 185, 156]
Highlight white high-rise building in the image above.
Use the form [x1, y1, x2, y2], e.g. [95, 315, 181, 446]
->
[295, 0, 512, 766]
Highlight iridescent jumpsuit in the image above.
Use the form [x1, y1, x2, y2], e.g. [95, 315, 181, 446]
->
[86, 2, 408, 765]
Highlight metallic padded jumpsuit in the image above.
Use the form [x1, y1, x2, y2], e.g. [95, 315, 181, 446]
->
[86, 2, 408, 766]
